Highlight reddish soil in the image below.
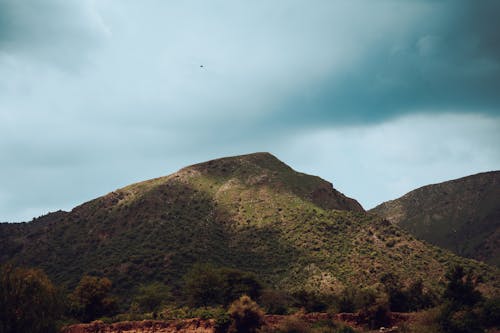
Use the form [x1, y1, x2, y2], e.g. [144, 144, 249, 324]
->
[61, 318, 215, 333]
[61, 312, 412, 333]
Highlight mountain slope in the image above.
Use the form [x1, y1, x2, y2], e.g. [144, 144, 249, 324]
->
[370, 171, 500, 266]
[1, 153, 498, 302]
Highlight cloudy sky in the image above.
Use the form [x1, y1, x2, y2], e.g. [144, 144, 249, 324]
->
[1, 0, 499, 222]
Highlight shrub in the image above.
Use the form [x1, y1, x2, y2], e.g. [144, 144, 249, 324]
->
[439, 304, 483, 333]
[159, 306, 190, 320]
[276, 316, 311, 333]
[190, 306, 227, 320]
[405, 279, 435, 311]
[228, 295, 265, 333]
[337, 288, 357, 313]
[276, 317, 357, 333]
[213, 309, 231, 333]
[292, 291, 330, 313]
[334, 327, 356, 333]
[260, 289, 294, 315]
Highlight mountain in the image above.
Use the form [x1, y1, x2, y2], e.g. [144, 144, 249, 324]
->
[370, 171, 500, 267]
[1, 153, 498, 302]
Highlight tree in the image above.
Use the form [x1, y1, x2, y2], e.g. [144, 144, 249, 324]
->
[183, 264, 262, 307]
[134, 282, 171, 313]
[443, 266, 482, 308]
[0, 264, 61, 333]
[439, 265, 484, 333]
[71, 275, 116, 322]
[184, 264, 225, 307]
[380, 273, 435, 312]
[220, 268, 262, 306]
[380, 273, 407, 312]
[405, 279, 434, 311]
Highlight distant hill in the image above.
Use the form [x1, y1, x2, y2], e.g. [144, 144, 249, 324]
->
[370, 171, 500, 267]
[1, 153, 498, 302]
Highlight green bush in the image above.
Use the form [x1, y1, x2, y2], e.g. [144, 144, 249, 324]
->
[159, 306, 191, 320]
[213, 309, 231, 333]
[190, 306, 227, 320]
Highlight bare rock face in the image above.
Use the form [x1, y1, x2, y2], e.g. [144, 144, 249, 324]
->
[61, 319, 215, 333]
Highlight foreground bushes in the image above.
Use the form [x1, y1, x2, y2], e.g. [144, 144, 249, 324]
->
[274, 316, 356, 333]
[1, 262, 498, 333]
[437, 265, 496, 333]
[69, 275, 117, 322]
[0, 264, 61, 333]
[380, 273, 435, 312]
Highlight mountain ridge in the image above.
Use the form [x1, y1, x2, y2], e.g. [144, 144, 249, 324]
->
[1, 153, 498, 305]
[370, 170, 500, 266]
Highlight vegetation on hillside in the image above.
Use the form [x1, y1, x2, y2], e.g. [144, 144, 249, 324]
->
[0, 153, 499, 332]
[370, 171, 500, 266]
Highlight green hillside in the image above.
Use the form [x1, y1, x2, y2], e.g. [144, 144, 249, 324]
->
[1, 153, 498, 303]
[370, 171, 500, 267]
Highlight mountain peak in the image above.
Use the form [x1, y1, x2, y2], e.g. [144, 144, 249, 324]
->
[181, 152, 290, 174]
[178, 152, 363, 212]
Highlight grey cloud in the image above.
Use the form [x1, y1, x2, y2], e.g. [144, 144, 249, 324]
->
[0, 0, 108, 68]
[1, 0, 500, 221]
[264, 0, 500, 128]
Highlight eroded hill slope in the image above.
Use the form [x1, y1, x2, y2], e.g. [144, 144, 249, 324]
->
[1, 153, 498, 301]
